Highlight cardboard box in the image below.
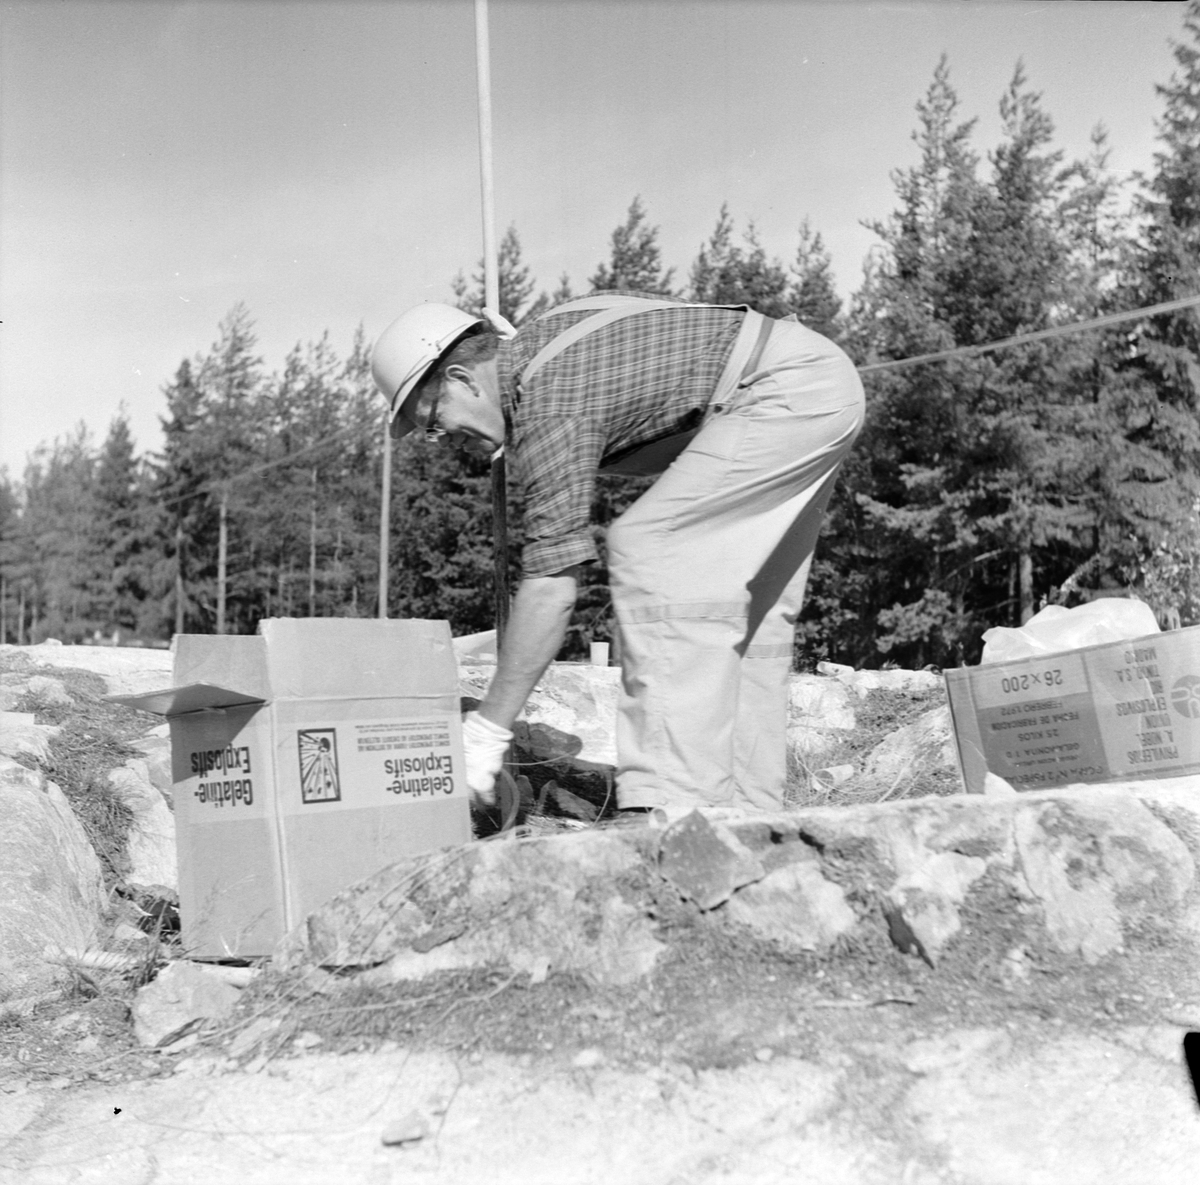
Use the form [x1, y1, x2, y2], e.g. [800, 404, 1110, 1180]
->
[945, 625, 1200, 794]
[114, 618, 471, 957]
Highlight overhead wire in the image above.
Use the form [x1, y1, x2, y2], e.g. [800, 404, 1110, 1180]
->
[857, 293, 1200, 374]
[156, 416, 379, 511]
[154, 293, 1199, 510]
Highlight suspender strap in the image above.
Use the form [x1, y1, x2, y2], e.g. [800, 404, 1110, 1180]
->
[512, 295, 778, 478]
[709, 310, 774, 407]
[518, 296, 751, 391]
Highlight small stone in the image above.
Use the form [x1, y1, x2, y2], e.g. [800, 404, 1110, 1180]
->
[381, 1110, 429, 1146]
[754, 1047, 775, 1063]
[572, 1048, 604, 1069]
[160, 1031, 200, 1055]
[228, 1016, 281, 1059]
[25, 676, 72, 707]
[292, 1030, 323, 1050]
[659, 811, 765, 910]
[132, 962, 242, 1048]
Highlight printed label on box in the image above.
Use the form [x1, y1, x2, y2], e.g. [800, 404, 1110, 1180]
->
[284, 717, 465, 807]
[347, 718, 461, 801]
[172, 705, 269, 819]
[297, 728, 342, 803]
[1089, 638, 1200, 777]
[947, 626, 1200, 792]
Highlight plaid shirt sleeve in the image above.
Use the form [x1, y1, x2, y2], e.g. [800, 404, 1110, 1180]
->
[502, 295, 743, 577]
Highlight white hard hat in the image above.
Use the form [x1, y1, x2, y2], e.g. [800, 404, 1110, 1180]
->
[371, 303, 483, 436]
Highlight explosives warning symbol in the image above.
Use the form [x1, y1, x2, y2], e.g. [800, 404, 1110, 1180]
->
[1171, 675, 1200, 720]
[298, 729, 341, 803]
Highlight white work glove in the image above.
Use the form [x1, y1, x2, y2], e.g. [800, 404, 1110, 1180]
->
[461, 710, 513, 805]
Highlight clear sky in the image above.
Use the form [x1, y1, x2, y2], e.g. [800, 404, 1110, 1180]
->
[0, 0, 1188, 476]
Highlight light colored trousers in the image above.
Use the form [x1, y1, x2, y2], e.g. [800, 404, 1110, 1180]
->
[606, 319, 865, 811]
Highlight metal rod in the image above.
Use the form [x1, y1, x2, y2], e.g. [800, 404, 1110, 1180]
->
[491, 453, 509, 644]
[475, 0, 509, 649]
[216, 488, 227, 634]
[378, 409, 392, 619]
[474, 0, 499, 314]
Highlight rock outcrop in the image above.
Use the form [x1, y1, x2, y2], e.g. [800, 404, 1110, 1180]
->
[0, 758, 107, 999]
[107, 758, 177, 890]
[278, 781, 1199, 987]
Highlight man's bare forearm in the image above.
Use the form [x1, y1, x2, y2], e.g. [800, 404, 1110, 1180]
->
[478, 567, 579, 730]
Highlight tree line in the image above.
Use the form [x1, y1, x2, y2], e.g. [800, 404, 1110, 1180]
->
[2, 8, 1198, 669]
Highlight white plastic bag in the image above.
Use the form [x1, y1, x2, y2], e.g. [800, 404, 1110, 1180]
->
[979, 598, 1160, 665]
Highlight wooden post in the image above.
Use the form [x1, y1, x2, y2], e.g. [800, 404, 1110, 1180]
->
[174, 520, 185, 636]
[216, 489, 228, 634]
[308, 468, 318, 616]
[378, 409, 392, 619]
[474, 0, 509, 649]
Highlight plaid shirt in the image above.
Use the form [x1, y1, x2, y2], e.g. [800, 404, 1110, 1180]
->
[498, 294, 744, 577]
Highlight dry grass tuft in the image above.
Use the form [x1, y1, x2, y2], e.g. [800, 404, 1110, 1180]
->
[11, 663, 159, 887]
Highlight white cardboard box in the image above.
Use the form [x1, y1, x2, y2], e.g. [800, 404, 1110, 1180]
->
[114, 618, 470, 957]
[945, 625, 1200, 793]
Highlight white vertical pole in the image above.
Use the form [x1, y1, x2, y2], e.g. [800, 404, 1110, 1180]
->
[474, 0, 499, 314]
[378, 409, 392, 618]
[474, 0, 510, 651]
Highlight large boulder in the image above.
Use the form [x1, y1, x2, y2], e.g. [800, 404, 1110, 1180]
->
[129, 724, 173, 801]
[277, 784, 1199, 990]
[0, 711, 60, 763]
[722, 785, 1196, 966]
[108, 758, 177, 890]
[278, 827, 665, 987]
[0, 641, 173, 697]
[0, 758, 107, 999]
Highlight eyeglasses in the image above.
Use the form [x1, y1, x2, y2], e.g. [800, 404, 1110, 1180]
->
[417, 385, 445, 442]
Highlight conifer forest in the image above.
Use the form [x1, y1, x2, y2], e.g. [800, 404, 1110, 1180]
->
[4, 9, 1200, 670]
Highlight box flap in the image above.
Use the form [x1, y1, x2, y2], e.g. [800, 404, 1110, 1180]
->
[109, 683, 267, 717]
[257, 618, 457, 698]
[173, 635, 270, 700]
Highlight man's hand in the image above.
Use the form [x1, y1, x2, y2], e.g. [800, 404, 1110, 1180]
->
[460, 710, 513, 805]
[478, 567, 580, 731]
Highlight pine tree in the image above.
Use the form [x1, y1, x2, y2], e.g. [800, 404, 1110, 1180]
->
[688, 205, 792, 316]
[1120, 0, 1200, 621]
[788, 219, 842, 338]
[0, 474, 19, 642]
[452, 225, 543, 325]
[154, 358, 207, 636]
[589, 197, 676, 295]
[14, 427, 99, 642]
[834, 59, 1108, 665]
[93, 410, 153, 636]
